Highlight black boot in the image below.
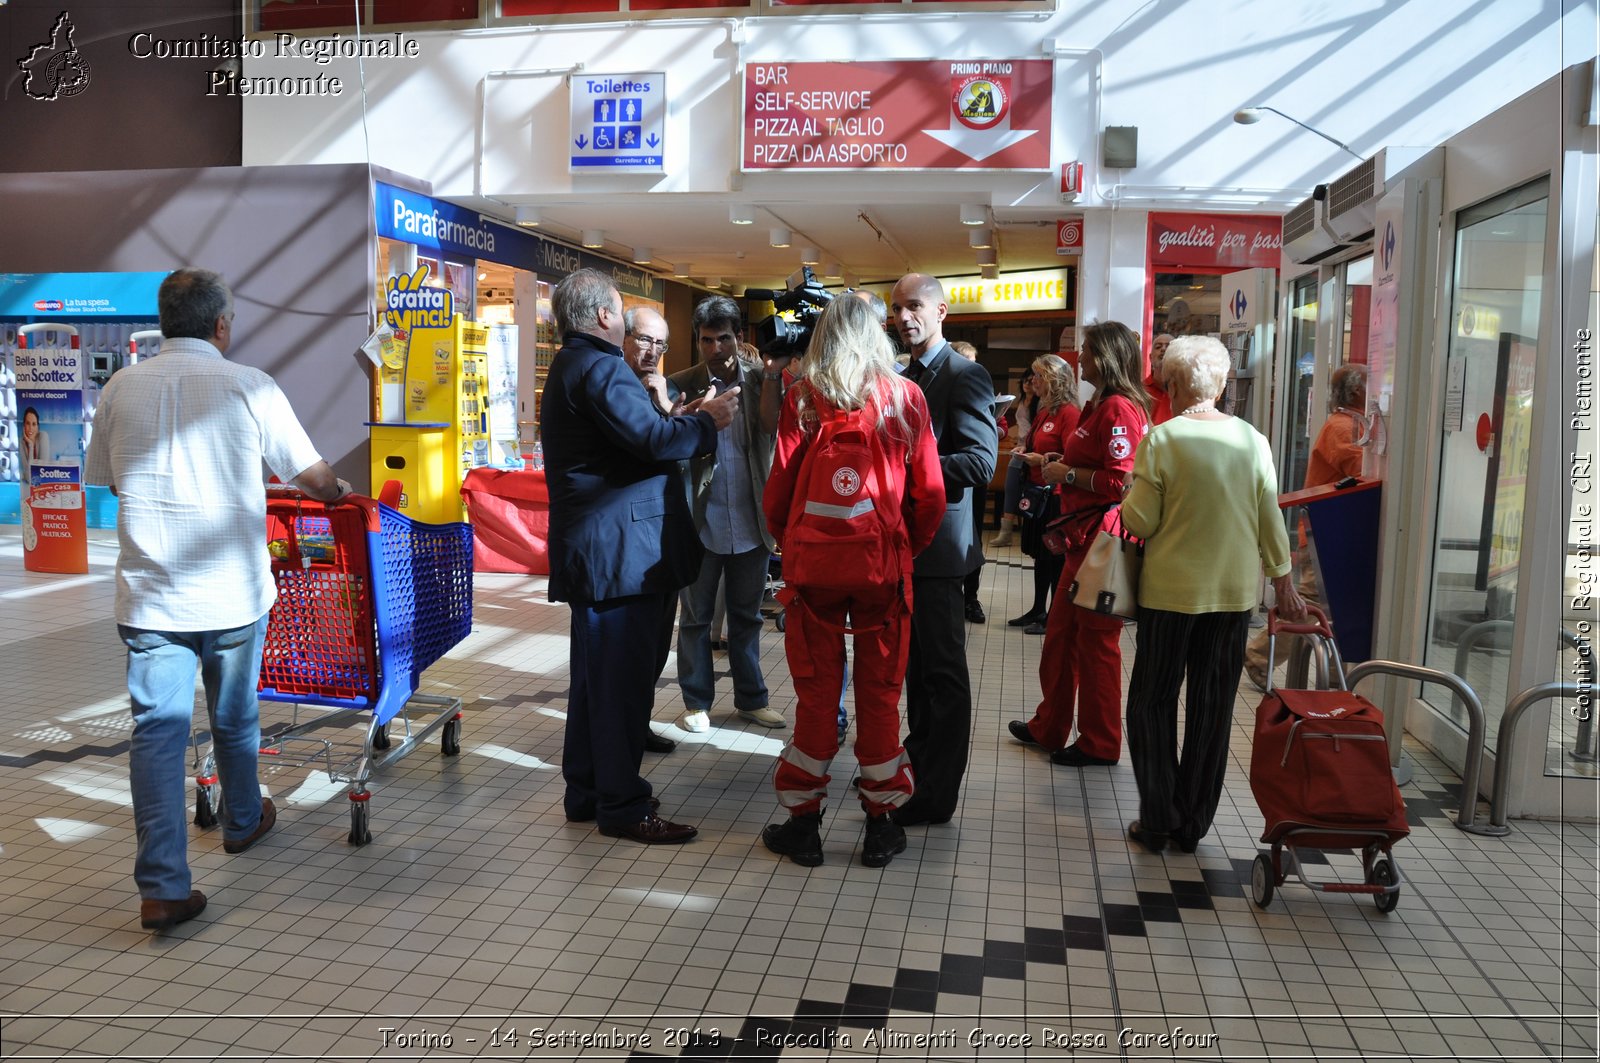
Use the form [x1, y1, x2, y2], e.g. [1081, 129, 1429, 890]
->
[861, 812, 907, 868]
[762, 811, 823, 867]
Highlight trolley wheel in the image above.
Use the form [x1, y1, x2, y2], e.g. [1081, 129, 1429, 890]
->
[372, 723, 392, 751]
[193, 783, 219, 830]
[775, 611, 787, 633]
[1369, 858, 1399, 913]
[441, 717, 462, 757]
[1250, 853, 1276, 909]
[348, 800, 372, 846]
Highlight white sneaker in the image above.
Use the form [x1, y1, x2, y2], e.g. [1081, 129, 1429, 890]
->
[737, 706, 787, 728]
[990, 531, 1013, 547]
[679, 709, 711, 733]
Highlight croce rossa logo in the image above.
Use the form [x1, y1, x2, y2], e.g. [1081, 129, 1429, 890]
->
[17, 11, 92, 100]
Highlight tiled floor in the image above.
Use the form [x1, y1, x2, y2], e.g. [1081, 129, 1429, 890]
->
[0, 528, 1595, 1061]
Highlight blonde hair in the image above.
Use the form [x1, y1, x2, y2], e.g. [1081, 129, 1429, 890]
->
[797, 295, 913, 442]
[1031, 354, 1078, 410]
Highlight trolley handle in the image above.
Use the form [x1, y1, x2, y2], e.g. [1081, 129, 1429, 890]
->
[1266, 602, 1333, 639]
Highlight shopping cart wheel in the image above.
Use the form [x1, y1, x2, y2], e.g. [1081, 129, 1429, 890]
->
[193, 782, 219, 830]
[372, 723, 392, 751]
[348, 794, 372, 846]
[441, 716, 462, 757]
[775, 611, 787, 632]
[1369, 859, 1399, 913]
[1250, 854, 1275, 909]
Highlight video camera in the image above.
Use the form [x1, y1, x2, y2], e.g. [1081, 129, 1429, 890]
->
[746, 266, 833, 358]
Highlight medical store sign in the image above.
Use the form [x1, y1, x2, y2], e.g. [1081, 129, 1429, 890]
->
[743, 60, 1052, 171]
[569, 73, 666, 173]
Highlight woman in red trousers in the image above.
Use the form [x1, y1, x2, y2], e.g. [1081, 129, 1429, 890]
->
[1008, 321, 1150, 766]
[760, 295, 945, 869]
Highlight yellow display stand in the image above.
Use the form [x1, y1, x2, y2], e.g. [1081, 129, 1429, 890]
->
[369, 315, 490, 524]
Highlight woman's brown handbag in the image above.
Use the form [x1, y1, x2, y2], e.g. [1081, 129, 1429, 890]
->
[1067, 528, 1143, 620]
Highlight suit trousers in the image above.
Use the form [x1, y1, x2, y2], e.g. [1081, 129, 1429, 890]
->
[564, 593, 674, 827]
[773, 584, 914, 817]
[1025, 564, 1126, 757]
[902, 574, 972, 819]
[678, 546, 770, 712]
[1125, 608, 1250, 848]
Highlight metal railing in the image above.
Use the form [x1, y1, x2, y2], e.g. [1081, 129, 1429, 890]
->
[1452, 620, 1596, 761]
[1344, 660, 1496, 835]
[1488, 682, 1600, 832]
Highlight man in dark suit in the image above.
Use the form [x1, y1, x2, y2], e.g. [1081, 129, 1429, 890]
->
[541, 268, 740, 844]
[889, 273, 997, 827]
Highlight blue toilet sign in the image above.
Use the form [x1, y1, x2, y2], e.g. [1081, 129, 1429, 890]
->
[569, 73, 666, 172]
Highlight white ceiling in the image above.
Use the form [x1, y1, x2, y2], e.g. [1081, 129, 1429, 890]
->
[457, 193, 1077, 294]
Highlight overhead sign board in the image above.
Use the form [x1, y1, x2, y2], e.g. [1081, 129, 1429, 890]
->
[1147, 212, 1283, 270]
[569, 72, 666, 172]
[743, 59, 1052, 171]
[867, 268, 1071, 315]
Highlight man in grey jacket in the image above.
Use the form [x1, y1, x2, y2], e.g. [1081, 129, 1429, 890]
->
[667, 296, 783, 733]
[889, 273, 997, 827]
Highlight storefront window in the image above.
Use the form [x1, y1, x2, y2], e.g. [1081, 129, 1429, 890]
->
[1423, 179, 1549, 741]
[1340, 255, 1372, 365]
[1280, 274, 1319, 494]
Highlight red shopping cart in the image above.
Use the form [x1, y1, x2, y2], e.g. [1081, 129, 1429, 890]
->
[1248, 605, 1409, 913]
[191, 484, 473, 844]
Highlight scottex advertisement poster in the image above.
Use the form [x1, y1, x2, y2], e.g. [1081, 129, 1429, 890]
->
[15, 326, 87, 574]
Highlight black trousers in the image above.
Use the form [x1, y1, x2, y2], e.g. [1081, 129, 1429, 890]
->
[1124, 607, 1250, 848]
[903, 574, 972, 820]
[563, 591, 676, 827]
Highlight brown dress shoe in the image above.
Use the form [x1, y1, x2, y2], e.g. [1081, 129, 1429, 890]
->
[598, 812, 698, 844]
[140, 889, 206, 930]
[223, 797, 277, 854]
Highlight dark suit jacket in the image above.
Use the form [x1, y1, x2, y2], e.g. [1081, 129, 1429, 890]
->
[540, 331, 717, 604]
[906, 341, 997, 578]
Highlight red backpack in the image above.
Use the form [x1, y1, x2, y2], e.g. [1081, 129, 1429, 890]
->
[780, 398, 910, 595]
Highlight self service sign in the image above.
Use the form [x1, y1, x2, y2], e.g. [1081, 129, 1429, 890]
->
[569, 72, 666, 172]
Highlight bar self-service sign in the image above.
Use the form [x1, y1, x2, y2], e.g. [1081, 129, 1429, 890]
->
[743, 59, 1052, 171]
[15, 324, 88, 574]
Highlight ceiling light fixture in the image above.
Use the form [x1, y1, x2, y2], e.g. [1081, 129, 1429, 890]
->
[799, 247, 821, 266]
[673, 262, 692, 278]
[975, 247, 998, 266]
[729, 205, 755, 225]
[706, 276, 723, 288]
[969, 228, 994, 249]
[1233, 106, 1362, 161]
[959, 203, 987, 226]
[769, 227, 791, 248]
[822, 261, 843, 279]
[632, 247, 652, 264]
[477, 271, 487, 281]
[581, 229, 605, 248]
[980, 263, 1000, 280]
[514, 206, 542, 228]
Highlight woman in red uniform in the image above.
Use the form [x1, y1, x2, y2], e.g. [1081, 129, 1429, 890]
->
[760, 295, 945, 869]
[1008, 321, 1150, 766]
[1011, 354, 1082, 633]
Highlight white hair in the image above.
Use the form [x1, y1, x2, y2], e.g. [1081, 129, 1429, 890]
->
[1162, 335, 1230, 401]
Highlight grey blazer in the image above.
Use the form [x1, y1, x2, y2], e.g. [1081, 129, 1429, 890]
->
[666, 360, 777, 554]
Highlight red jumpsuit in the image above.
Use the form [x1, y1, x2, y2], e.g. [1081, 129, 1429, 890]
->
[1023, 394, 1148, 758]
[763, 380, 945, 816]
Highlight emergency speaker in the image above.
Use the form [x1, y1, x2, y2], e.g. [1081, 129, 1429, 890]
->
[1103, 126, 1138, 169]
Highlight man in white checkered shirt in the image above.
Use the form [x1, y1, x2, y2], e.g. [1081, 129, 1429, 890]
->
[86, 268, 350, 932]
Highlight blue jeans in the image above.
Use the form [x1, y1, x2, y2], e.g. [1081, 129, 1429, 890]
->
[121, 615, 269, 901]
[677, 545, 769, 712]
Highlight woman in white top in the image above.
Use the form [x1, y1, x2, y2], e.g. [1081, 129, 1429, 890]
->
[20, 407, 51, 478]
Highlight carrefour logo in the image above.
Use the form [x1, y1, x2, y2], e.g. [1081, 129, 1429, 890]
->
[384, 264, 454, 332]
[1229, 289, 1247, 320]
[1381, 220, 1397, 272]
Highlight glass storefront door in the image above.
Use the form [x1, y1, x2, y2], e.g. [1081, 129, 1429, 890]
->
[1279, 273, 1319, 494]
[1422, 179, 1550, 742]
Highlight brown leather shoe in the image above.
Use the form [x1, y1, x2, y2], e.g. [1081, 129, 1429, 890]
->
[223, 797, 276, 854]
[140, 889, 206, 930]
[598, 811, 697, 844]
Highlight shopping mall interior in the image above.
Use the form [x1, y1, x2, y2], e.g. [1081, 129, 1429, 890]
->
[0, 0, 1596, 1059]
